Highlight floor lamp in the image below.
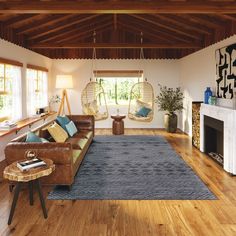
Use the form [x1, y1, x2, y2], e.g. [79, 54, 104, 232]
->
[56, 75, 73, 116]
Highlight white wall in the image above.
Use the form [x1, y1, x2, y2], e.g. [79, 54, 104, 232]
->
[0, 39, 53, 161]
[180, 35, 236, 136]
[0, 39, 53, 118]
[52, 59, 180, 129]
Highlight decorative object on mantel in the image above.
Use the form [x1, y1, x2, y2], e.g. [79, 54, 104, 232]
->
[216, 43, 236, 99]
[208, 95, 217, 105]
[56, 75, 73, 116]
[204, 87, 212, 104]
[155, 85, 184, 133]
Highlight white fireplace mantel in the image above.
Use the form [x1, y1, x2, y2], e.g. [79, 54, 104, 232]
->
[200, 104, 236, 175]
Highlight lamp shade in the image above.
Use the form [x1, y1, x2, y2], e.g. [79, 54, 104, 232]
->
[56, 75, 73, 89]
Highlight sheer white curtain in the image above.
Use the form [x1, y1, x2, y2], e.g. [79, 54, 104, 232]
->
[10, 66, 22, 121]
[27, 69, 48, 116]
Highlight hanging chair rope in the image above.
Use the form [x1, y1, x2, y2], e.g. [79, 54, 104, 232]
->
[81, 31, 109, 121]
[128, 32, 154, 122]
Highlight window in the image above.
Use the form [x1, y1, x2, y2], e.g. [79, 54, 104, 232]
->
[0, 60, 22, 121]
[95, 70, 142, 105]
[27, 65, 48, 116]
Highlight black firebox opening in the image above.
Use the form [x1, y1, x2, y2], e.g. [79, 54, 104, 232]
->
[204, 115, 224, 165]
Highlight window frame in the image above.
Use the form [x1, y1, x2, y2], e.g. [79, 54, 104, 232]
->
[26, 64, 48, 116]
[0, 58, 23, 122]
[94, 70, 143, 106]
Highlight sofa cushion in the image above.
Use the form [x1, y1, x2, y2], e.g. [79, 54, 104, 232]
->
[67, 138, 88, 149]
[65, 121, 78, 137]
[56, 115, 71, 131]
[47, 122, 68, 143]
[73, 131, 93, 140]
[72, 150, 82, 164]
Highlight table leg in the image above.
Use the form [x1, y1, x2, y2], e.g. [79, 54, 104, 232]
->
[8, 182, 21, 225]
[35, 179, 47, 219]
[28, 181, 34, 206]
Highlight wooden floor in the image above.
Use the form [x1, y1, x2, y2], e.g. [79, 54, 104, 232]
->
[1, 129, 236, 236]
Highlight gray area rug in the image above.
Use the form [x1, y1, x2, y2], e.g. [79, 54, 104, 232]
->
[48, 135, 216, 200]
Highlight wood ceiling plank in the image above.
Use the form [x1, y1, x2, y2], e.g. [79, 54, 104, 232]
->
[131, 14, 202, 40]
[128, 14, 199, 43]
[151, 14, 213, 35]
[4, 14, 41, 27]
[179, 14, 223, 29]
[216, 14, 236, 22]
[67, 25, 114, 44]
[55, 21, 112, 44]
[36, 16, 111, 44]
[27, 14, 99, 40]
[29, 42, 202, 49]
[0, 1, 236, 14]
[16, 14, 76, 35]
[118, 21, 174, 44]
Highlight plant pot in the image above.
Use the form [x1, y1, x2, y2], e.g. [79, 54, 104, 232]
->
[164, 113, 177, 133]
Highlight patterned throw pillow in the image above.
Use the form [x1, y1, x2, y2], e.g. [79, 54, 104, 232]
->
[47, 122, 68, 142]
[65, 121, 78, 137]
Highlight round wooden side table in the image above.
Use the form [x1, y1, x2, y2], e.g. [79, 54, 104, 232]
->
[111, 115, 126, 135]
[3, 158, 55, 225]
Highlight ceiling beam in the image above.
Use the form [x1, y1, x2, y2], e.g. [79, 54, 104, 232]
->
[16, 14, 76, 35]
[130, 14, 201, 40]
[38, 18, 112, 44]
[30, 43, 201, 49]
[1, 1, 236, 14]
[122, 15, 193, 44]
[28, 14, 98, 41]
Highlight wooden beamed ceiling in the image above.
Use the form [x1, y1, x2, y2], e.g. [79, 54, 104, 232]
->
[0, 1, 236, 59]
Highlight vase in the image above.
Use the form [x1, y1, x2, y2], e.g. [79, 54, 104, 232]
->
[164, 113, 177, 133]
[208, 96, 216, 105]
[204, 87, 212, 104]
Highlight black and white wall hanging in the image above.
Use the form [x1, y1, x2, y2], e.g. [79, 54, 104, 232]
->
[216, 43, 236, 99]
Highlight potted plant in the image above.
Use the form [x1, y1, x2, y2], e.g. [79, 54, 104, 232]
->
[155, 85, 184, 133]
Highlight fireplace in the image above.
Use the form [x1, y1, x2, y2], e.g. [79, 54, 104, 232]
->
[204, 115, 224, 165]
[200, 104, 236, 175]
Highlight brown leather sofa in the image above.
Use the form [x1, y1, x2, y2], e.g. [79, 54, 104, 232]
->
[4, 115, 94, 188]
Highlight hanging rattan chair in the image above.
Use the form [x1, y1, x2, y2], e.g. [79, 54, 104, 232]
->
[81, 31, 109, 121]
[81, 81, 109, 121]
[128, 81, 154, 122]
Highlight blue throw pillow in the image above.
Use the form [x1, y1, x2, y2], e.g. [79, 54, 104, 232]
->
[56, 116, 71, 131]
[26, 132, 42, 143]
[136, 106, 152, 117]
[65, 121, 78, 137]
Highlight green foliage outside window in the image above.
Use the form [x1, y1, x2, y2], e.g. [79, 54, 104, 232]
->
[97, 77, 140, 105]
